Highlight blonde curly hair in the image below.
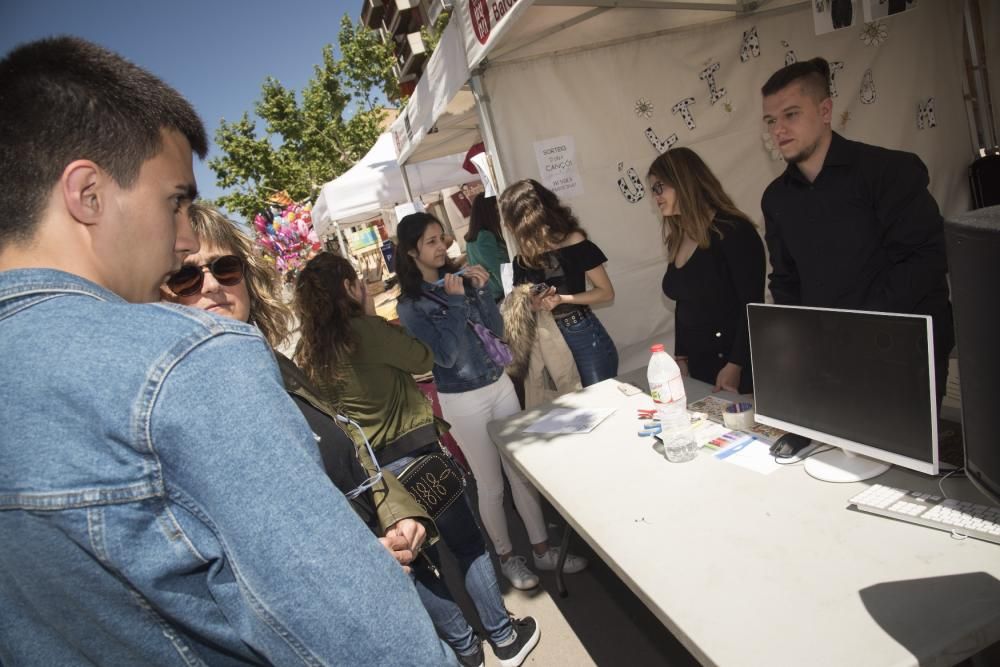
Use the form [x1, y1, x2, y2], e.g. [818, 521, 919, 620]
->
[185, 203, 294, 349]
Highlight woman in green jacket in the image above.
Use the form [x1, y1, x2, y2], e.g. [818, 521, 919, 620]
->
[295, 253, 539, 667]
[464, 193, 510, 302]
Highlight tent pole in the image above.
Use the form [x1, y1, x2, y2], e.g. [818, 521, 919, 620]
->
[337, 224, 353, 266]
[470, 72, 507, 194]
[471, 70, 521, 255]
[399, 162, 415, 202]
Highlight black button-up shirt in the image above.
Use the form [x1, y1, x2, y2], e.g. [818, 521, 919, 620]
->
[761, 132, 952, 353]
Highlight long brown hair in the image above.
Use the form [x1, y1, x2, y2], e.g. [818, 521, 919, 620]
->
[185, 203, 293, 348]
[465, 193, 505, 245]
[293, 252, 364, 385]
[498, 179, 586, 269]
[646, 147, 754, 261]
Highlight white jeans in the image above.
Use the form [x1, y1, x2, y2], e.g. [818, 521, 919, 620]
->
[438, 374, 548, 556]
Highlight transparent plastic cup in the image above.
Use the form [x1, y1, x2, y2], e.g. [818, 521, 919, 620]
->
[663, 433, 698, 463]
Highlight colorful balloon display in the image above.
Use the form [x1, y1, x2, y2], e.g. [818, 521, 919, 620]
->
[252, 201, 322, 276]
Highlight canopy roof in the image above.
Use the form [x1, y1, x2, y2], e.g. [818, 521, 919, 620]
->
[391, 0, 798, 164]
[312, 133, 474, 236]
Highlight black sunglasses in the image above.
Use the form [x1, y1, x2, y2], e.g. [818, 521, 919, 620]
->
[167, 255, 246, 297]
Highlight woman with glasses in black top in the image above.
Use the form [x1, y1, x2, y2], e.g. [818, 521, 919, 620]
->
[647, 148, 766, 394]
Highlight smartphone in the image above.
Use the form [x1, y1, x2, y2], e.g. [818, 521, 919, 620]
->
[530, 282, 550, 296]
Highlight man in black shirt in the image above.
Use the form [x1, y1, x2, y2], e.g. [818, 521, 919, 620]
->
[760, 57, 954, 405]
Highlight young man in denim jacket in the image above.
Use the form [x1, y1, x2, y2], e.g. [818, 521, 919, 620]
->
[0, 37, 455, 666]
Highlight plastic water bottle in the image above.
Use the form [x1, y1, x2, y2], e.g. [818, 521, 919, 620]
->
[647, 344, 695, 462]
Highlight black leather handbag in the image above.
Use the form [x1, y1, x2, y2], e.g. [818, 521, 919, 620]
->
[396, 451, 467, 520]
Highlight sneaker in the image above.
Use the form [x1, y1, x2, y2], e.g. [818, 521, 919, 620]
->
[500, 555, 539, 590]
[455, 640, 484, 667]
[533, 547, 588, 574]
[491, 616, 540, 667]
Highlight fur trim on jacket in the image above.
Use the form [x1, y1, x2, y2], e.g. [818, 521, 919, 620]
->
[500, 284, 537, 379]
[501, 285, 582, 408]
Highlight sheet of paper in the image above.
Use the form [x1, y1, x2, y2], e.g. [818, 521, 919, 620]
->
[713, 436, 782, 475]
[533, 136, 584, 199]
[523, 408, 615, 434]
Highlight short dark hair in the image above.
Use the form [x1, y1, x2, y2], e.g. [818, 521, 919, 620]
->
[0, 36, 208, 247]
[761, 57, 831, 100]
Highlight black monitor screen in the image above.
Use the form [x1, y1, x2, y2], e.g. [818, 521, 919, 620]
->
[748, 305, 935, 466]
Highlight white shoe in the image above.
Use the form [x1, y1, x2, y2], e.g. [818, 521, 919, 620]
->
[533, 547, 588, 574]
[500, 555, 539, 590]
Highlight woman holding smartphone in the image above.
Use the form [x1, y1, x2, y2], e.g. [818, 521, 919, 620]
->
[499, 179, 619, 387]
[395, 212, 588, 593]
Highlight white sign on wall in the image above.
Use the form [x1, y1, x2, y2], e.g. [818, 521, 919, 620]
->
[534, 135, 584, 199]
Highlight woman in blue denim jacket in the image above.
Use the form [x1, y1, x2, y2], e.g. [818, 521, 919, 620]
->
[396, 213, 588, 593]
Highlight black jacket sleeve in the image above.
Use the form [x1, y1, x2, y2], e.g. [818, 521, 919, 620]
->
[718, 219, 767, 367]
[863, 151, 948, 312]
[762, 185, 801, 305]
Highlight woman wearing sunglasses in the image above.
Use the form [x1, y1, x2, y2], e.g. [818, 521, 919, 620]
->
[647, 147, 766, 394]
[162, 204, 436, 575]
[294, 250, 539, 667]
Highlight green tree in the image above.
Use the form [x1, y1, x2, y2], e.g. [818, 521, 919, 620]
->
[209, 15, 399, 222]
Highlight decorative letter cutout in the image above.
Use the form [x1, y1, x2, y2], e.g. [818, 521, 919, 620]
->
[699, 62, 726, 105]
[672, 97, 697, 130]
[740, 27, 760, 63]
[645, 127, 678, 154]
[617, 167, 646, 203]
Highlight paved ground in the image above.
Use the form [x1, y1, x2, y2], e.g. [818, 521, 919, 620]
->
[438, 479, 700, 667]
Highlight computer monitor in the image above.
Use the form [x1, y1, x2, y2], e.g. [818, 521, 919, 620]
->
[748, 304, 939, 482]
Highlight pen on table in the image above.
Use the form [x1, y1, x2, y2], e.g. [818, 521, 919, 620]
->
[433, 267, 468, 286]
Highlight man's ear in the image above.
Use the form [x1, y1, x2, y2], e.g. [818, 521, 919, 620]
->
[819, 97, 834, 125]
[61, 160, 104, 225]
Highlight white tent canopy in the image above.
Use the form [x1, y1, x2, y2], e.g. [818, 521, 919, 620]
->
[312, 132, 475, 237]
[392, 0, 975, 372]
[391, 18, 479, 165]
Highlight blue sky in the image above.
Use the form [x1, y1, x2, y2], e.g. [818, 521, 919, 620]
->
[1, 0, 363, 219]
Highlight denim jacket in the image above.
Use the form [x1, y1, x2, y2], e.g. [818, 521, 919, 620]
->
[396, 281, 505, 393]
[0, 269, 455, 667]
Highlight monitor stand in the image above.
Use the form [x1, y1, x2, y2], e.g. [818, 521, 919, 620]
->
[804, 447, 890, 483]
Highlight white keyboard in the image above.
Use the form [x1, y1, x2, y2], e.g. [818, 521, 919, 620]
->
[847, 483, 1000, 545]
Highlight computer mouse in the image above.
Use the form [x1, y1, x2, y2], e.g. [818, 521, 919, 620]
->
[770, 433, 813, 458]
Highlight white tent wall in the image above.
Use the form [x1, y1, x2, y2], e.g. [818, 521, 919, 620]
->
[479, 1, 971, 373]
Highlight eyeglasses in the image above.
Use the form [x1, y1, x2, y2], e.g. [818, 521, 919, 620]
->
[166, 255, 245, 297]
[650, 181, 668, 196]
[337, 415, 384, 499]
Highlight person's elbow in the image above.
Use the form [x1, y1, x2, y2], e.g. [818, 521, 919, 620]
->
[599, 285, 615, 305]
[434, 350, 459, 369]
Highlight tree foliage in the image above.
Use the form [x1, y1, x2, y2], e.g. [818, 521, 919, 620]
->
[209, 15, 399, 222]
